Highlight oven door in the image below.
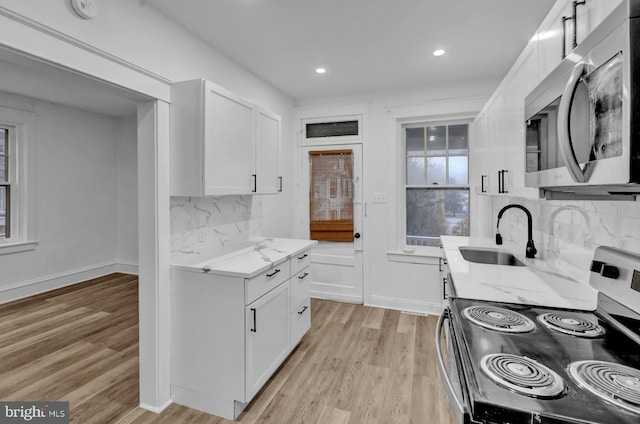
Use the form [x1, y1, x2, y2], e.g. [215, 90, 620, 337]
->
[436, 309, 478, 424]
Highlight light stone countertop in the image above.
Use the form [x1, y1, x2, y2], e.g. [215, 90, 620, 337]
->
[171, 237, 317, 278]
[441, 235, 598, 310]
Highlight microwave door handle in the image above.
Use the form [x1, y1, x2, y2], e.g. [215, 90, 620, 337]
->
[558, 62, 587, 183]
[435, 309, 466, 418]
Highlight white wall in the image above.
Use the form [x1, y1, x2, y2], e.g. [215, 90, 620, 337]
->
[116, 115, 138, 269]
[0, 91, 122, 300]
[294, 79, 498, 313]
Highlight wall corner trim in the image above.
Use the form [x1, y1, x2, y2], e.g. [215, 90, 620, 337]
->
[139, 399, 172, 414]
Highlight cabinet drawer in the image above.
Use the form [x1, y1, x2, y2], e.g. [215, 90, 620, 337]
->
[291, 299, 311, 348]
[290, 269, 311, 313]
[291, 249, 312, 276]
[245, 261, 290, 304]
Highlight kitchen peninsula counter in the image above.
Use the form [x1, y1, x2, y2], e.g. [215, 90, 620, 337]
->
[171, 237, 317, 277]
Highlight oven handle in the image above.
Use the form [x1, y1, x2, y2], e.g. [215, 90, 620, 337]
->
[435, 308, 465, 417]
[557, 61, 588, 183]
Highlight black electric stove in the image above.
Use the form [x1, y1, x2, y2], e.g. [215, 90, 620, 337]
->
[438, 246, 640, 424]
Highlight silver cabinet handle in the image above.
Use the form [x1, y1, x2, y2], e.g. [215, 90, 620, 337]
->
[435, 309, 465, 417]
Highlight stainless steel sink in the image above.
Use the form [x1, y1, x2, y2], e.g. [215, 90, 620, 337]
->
[458, 246, 525, 266]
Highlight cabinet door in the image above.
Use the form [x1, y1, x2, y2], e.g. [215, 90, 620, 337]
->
[255, 107, 281, 194]
[203, 82, 256, 195]
[575, 0, 623, 47]
[291, 299, 310, 348]
[485, 96, 507, 194]
[471, 108, 491, 195]
[538, 0, 572, 82]
[245, 281, 290, 402]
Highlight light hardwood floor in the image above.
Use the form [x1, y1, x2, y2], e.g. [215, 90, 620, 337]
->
[0, 273, 457, 423]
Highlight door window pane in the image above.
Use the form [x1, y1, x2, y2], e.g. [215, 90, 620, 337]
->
[309, 150, 354, 242]
[426, 157, 446, 185]
[406, 157, 425, 185]
[448, 156, 468, 184]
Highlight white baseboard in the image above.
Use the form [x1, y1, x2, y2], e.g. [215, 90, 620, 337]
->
[0, 261, 139, 304]
[116, 262, 139, 275]
[139, 399, 172, 414]
[311, 291, 363, 304]
[367, 295, 444, 316]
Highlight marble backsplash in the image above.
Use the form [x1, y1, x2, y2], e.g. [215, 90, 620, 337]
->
[170, 195, 262, 263]
[492, 196, 640, 284]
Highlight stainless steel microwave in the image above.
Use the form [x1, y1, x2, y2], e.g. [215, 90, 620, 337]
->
[524, 0, 640, 196]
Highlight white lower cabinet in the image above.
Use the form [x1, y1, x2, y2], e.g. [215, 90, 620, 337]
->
[291, 298, 311, 347]
[245, 281, 290, 401]
[171, 245, 313, 421]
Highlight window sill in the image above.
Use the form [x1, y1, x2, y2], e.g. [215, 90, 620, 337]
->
[387, 248, 441, 265]
[0, 240, 38, 255]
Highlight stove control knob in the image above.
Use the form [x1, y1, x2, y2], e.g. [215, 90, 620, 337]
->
[601, 264, 620, 279]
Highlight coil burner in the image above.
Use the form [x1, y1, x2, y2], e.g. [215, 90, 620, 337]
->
[569, 360, 640, 415]
[463, 306, 535, 333]
[537, 313, 605, 337]
[480, 354, 565, 398]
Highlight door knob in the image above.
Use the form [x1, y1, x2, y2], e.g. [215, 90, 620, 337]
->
[354, 233, 361, 239]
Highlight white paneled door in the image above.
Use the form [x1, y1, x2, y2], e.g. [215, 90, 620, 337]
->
[301, 144, 363, 304]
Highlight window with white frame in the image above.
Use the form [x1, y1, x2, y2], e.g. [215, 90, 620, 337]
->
[403, 121, 470, 247]
[0, 126, 12, 239]
[0, 106, 36, 254]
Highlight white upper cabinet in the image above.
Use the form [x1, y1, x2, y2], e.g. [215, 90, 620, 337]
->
[537, 0, 573, 82]
[471, 0, 624, 201]
[575, 0, 624, 47]
[538, 0, 624, 82]
[170, 79, 281, 196]
[471, 39, 539, 198]
[255, 107, 282, 194]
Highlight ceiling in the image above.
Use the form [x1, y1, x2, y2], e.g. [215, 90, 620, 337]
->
[147, 0, 557, 101]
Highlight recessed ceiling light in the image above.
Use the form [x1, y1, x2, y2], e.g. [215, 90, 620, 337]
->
[433, 49, 446, 57]
[315, 67, 327, 74]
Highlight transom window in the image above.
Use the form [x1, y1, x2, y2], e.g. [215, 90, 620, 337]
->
[404, 122, 470, 247]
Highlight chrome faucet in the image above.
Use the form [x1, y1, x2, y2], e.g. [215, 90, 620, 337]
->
[496, 204, 537, 259]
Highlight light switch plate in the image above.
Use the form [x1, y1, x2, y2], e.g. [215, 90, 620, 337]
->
[372, 192, 387, 203]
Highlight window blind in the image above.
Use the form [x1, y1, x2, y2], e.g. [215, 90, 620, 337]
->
[309, 150, 354, 242]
